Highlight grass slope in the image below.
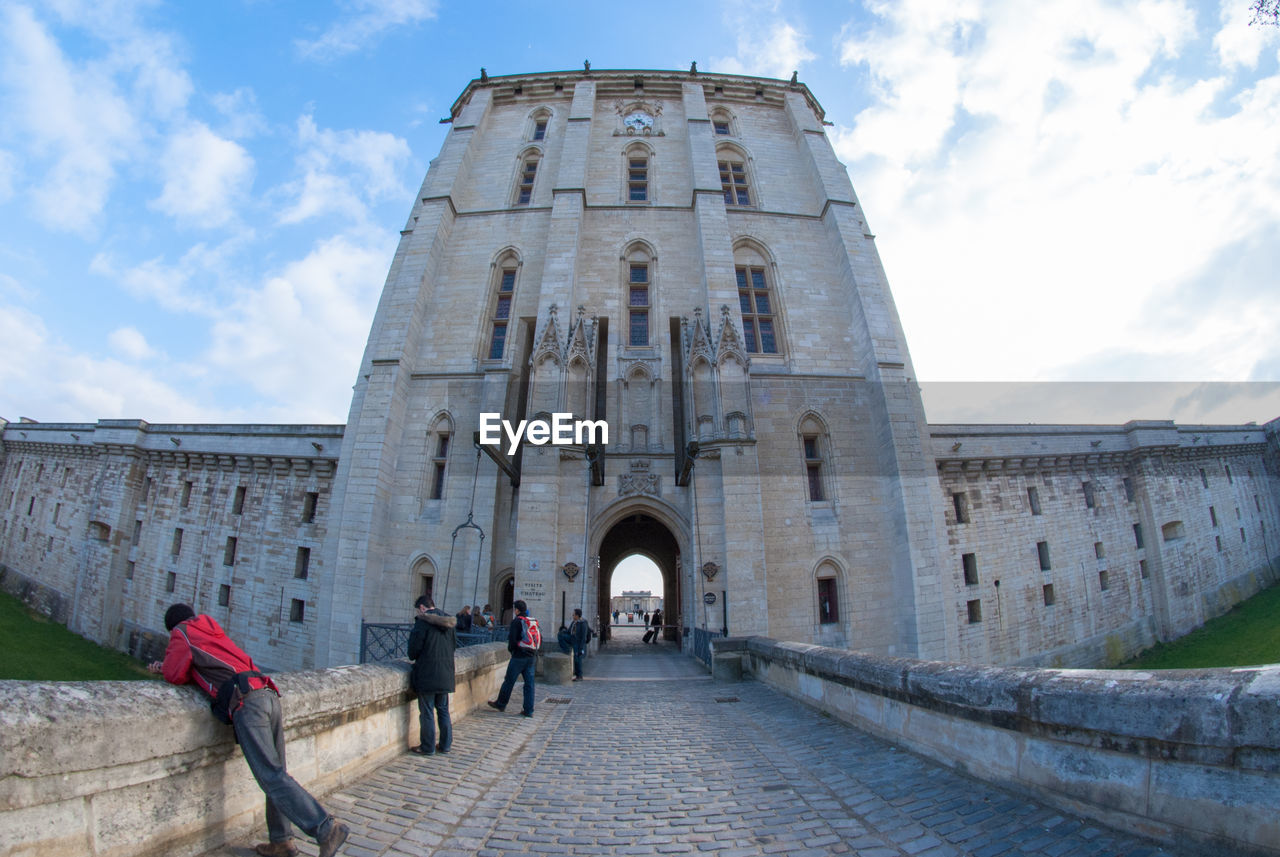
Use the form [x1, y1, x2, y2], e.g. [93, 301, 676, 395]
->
[1120, 580, 1280, 670]
[0, 590, 156, 681]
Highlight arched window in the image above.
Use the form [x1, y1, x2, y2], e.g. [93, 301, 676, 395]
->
[798, 413, 831, 503]
[425, 414, 454, 502]
[513, 150, 540, 206]
[527, 107, 551, 142]
[486, 257, 519, 360]
[710, 108, 735, 136]
[624, 143, 653, 203]
[815, 561, 842, 625]
[622, 243, 655, 347]
[716, 145, 752, 206]
[736, 266, 777, 354]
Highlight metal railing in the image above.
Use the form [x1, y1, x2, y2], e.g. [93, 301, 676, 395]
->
[690, 627, 723, 667]
[359, 622, 507, 663]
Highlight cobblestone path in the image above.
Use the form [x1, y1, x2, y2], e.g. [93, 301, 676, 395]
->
[209, 627, 1193, 857]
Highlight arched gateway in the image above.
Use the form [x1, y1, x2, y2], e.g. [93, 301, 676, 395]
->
[595, 509, 683, 644]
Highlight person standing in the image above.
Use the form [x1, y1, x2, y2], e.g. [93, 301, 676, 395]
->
[568, 608, 588, 681]
[149, 604, 349, 857]
[407, 595, 457, 755]
[488, 599, 539, 717]
[455, 604, 473, 633]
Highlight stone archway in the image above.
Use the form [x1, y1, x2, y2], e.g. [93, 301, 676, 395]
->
[596, 513, 681, 645]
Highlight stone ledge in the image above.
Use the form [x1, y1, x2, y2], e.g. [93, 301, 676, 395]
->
[0, 643, 510, 857]
[739, 636, 1280, 855]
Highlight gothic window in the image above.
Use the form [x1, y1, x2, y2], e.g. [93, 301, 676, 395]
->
[819, 578, 839, 624]
[429, 432, 450, 500]
[736, 265, 778, 354]
[798, 414, 830, 503]
[711, 109, 734, 136]
[526, 108, 552, 143]
[622, 244, 656, 348]
[718, 157, 750, 205]
[628, 154, 649, 201]
[629, 263, 650, 346]
[514, 152, 539, 205]
[488, 265, 518, 360]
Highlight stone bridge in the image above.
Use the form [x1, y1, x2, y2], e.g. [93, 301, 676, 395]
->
[2, 626, 1276, 857]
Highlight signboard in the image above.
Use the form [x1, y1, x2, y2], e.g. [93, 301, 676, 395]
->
[703, 592, 717, 605]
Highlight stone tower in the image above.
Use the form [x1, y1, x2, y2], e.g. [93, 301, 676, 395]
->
[316, 68, 951, 666]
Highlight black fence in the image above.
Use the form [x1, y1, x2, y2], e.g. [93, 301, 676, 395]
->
[359, 622, 508, 663]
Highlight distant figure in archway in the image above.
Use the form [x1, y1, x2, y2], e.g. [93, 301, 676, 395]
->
[647, 608, 663, 644]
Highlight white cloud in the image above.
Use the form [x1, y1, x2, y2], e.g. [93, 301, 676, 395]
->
[203, 231, 393, 421]
[276, 115, 411, 225]
[295, 0, 438, 60]
[211, 87, 268, 139]
[712, 2, 816, 80]
[151, 123, 254, 226]
[834, 0, 1280, 385]
[107, 326, 158, 361]
[0, 3, 139, 230]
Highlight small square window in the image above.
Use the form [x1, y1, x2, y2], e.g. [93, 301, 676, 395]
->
[713, 120, 730, 135]
[966, 599, 982, 624]
[290, 599, 306, 623]
[962, 553, 978, 586]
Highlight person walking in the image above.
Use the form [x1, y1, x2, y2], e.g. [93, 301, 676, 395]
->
[648, 608, 663, 644]
[407, 595, 457, 755]
[569, 608, 589, 680]
[488, 599, 539, 717]
[149, 603, 349, 857]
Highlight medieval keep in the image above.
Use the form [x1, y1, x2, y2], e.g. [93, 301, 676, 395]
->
[2, 68, 1278, 671]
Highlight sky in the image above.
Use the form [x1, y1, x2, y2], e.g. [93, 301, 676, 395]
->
[2, 0, 1279, 434]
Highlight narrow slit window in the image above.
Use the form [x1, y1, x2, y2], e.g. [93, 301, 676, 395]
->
[801, 436, 825, 501]
[817, 577, 838, 624]
[430, 433, 450, 500]
[489, 268, 516, 360]
[962, 553, 978, 586]
[295, 546, 311, 580]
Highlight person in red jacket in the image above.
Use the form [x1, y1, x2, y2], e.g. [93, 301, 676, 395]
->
[149, 603, 349, 857]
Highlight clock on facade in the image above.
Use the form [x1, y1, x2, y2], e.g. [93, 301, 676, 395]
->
[623, 111, 654, 133]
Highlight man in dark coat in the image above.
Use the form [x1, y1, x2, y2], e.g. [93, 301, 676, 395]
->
[488, 599, 538, 716]
[408, 595, 457, 755]
[567, 608, 588, 681]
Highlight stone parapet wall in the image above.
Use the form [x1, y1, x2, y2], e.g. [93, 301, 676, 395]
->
[715, 636, 1280, 855]
[0, 643, 509, 857]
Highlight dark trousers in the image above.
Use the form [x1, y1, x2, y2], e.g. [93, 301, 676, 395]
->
[417, 691, 452, 752]
[233, 690, 334, 844]
[494, 652, 536, 714]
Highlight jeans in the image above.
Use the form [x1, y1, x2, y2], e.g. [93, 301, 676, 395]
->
[417, 691, 451, 751]
[234, 689, 334, 844]
[494, 652, 536, 714]
[572, 645, 585, 678]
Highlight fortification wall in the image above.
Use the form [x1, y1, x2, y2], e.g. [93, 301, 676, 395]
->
[0, 643, 509, 857]
[715, 637, 1280, 855]
[931, 420, 1280, 665]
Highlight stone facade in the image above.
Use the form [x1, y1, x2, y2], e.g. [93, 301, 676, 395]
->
[2, 69, 1279, 671]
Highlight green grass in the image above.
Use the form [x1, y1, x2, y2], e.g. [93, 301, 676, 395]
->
[0, 590, 157, 681]
[1120, 580, 1280, 670]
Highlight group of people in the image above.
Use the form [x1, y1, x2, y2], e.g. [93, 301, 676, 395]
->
[453, 603, 496, 634]
[149, 596, 570, 856]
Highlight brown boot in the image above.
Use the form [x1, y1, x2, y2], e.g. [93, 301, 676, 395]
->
[254, 841, 298, 857]
[318, 821, 350, 857]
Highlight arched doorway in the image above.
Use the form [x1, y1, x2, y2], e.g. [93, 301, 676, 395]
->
[597, 513, 681, 645]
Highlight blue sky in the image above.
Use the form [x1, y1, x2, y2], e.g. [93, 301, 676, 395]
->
[2, 0, 1279, 428]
